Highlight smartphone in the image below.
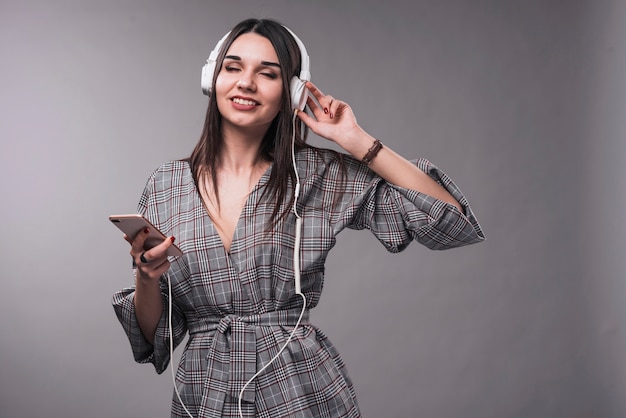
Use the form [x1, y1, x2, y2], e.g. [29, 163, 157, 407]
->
[109, 214, 183, 258]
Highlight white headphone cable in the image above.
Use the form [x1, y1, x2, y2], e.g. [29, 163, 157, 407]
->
[166, 270, 195, 418]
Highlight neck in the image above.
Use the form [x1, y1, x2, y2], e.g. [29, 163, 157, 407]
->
[218, 129, 268, 173]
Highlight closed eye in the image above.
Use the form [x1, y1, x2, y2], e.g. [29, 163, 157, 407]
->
[222, 56, 280, 79]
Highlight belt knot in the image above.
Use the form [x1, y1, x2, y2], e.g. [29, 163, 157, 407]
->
[188, 308, 310, 406]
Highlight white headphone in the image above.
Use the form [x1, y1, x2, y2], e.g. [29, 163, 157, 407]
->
[201, 25, 311, 111]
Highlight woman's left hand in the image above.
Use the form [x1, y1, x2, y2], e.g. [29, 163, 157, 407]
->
[296, 81, 365, 150]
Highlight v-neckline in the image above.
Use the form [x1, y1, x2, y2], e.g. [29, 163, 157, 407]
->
[196, 164, 272, 255]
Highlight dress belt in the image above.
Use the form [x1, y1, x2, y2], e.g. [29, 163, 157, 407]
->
[186, 308, 310, 416]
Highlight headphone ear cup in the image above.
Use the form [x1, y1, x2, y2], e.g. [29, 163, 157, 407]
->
[202, 32, 229, 96]
[201, 60, 216, 96]
[290, 76, 307, 111]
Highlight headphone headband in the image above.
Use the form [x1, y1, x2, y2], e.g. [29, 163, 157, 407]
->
[282, 26, 311, 82]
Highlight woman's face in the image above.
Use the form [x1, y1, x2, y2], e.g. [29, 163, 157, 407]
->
[215, 32, 284, 137]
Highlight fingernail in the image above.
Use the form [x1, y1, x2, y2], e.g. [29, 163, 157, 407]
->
[329, 113, 334, 118]
[144, 228, 149, 234]
[170, 236, 176, 243]
[324, 108, 329, 114]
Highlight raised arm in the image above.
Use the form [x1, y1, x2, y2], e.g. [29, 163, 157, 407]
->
[297, 81, 463, 212]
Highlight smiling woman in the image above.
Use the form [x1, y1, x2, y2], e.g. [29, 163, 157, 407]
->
[111, 17, 484, 418]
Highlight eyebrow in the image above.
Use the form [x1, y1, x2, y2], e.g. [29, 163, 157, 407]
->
[224, 55, 281, 69]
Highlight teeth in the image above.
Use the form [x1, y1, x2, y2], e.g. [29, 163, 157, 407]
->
[232, 98, 257, 106]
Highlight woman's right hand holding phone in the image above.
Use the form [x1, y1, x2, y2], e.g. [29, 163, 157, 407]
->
[127, 228, 176, 282]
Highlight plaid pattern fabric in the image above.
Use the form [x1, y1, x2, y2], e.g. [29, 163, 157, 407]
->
[112, 148, 484, 417]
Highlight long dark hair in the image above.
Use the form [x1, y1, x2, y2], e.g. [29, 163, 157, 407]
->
[187, 18, 315, 226]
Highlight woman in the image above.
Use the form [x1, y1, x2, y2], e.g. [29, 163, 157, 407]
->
[112, 18, 484, 418]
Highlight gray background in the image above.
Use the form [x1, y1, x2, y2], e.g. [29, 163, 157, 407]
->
[1, 0, 624, 417]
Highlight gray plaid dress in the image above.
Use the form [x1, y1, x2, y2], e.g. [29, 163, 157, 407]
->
[112, 147, 484, 417]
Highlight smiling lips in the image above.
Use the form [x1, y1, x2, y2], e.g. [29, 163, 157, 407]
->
[232, 97, 259, 107]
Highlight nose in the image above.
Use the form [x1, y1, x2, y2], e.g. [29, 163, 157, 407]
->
[237, 72, 255, 91]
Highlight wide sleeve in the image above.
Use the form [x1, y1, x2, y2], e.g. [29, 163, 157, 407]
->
[331, 155, 485, 252]
[111, 165, 188, 374]
[111, 280, 186, 374]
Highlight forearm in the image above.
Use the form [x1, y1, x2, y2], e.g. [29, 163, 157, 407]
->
[342, 130, 464, 212]
[133, 272, 163, 344]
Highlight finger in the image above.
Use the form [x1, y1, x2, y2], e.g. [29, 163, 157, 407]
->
[155, 235, 176, 255]
[130, 227, 150, 254]
[296, 106, 317, 128]
[142, 235, 177, 261]
[138, 250, 167, 267]
[135, 249, 157, 268]
[323, 96, 334, 115]
[301, 94, 323, 119]
[328, 97, 344, 119]
[298, 109, 332, 140]
[139, 251, 151, 264]
[135, 247, 168, 277]
[305, 82, 336, 116]
[305, 81, 325, 101]
[136, 257, 170, 281]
